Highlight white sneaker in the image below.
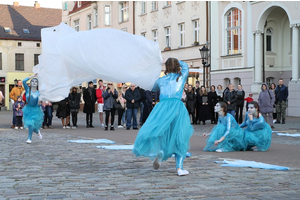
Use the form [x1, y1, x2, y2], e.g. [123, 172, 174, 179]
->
[26, 139, 32, 144]
[101, 124, 104, 128]
[123, 124, 126, 128]
[63, 126, 66, 129]
[72, 126, 76, 130]
[216, 149, 223, 152]
[66, 126, 71, 129]
[118, 125, 123, 128]
[37, 131, 42, 139]
[20, 127, 24, 130]
[177, 169, 189, 176]
[15, 126, 18, 130]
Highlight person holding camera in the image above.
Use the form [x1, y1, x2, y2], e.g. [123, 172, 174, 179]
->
[103, 82, 118, 131]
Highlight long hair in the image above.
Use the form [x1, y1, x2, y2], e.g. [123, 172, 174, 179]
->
[249, 101, 260, 118]
[200, 86, 207, 96]
[218, 101, 227, 116]
[270, 83, 276, 90]
[164, 58, 181, 82]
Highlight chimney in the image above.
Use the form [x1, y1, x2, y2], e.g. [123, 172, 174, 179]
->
[13, 2, 19, 7]
[34, 1, 40, 8]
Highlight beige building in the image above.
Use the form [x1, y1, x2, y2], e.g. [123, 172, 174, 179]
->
[135, 1, 209, 86]
[210, 1, 300, 116]
[62, 1, 135, 89]
[0, 2, 61, 110]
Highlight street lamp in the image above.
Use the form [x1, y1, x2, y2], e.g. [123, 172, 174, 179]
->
[199, 46, 209, 87]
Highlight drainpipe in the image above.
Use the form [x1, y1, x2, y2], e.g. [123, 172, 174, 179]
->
[133, 1, 135, 34]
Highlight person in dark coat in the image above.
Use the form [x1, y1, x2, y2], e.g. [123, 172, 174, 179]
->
[56, 97, 70, 129]
[103, 82, 118, 131]
[235, 84, 245, 124]
[223, 84, 237, 117]
[275, 78, 289, 124]
[186, 85, 196, 124]
[137, 86, 145, 125]
[208, 85, 218, 124]
[83, 81, 97, 128]
[68, 87, 81, 129]
[125, 83, 141, 130]
[196, 86, 211, 125]
[142, 90, 159, 123]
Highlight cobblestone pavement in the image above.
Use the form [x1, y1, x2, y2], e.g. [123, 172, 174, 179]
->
[0, 111, 300, 199]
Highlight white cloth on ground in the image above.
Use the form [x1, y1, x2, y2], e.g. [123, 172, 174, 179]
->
[215, 159, 289, 170]
[33, 23, 163, 102]
[97, 145, 134, 150]
[276, 133, 300, 137]
[68, 139, 116, 144]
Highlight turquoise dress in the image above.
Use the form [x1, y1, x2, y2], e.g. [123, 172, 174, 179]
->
[204, 113, 244, 152]
[240, 112, 272, 151]
[22, 78, 44, 132]
[133, 61, 194, 161]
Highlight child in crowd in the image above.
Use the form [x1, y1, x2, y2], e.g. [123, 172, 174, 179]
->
[244, 93, 253, 110]
[13, 96, 25, 130]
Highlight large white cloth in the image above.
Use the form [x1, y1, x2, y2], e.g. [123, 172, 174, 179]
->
[33, 23, 162, 102]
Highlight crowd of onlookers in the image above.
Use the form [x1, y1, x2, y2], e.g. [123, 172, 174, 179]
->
[3, 77, 288, 130]
[181, 78, 289, 128]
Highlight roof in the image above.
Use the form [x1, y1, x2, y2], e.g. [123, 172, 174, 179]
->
[69, 1, 92, 15]
[0, 4, 62, 41]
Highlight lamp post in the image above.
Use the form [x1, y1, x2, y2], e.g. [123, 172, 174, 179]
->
[199, 46, 209, 87]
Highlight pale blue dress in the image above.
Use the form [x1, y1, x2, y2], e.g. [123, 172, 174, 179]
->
[133, 61, 194, 161]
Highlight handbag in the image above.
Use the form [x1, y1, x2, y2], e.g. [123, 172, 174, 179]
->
[113, 100, 123, 110]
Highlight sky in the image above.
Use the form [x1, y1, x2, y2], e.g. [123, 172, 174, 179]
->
[0, 0, 62, 9]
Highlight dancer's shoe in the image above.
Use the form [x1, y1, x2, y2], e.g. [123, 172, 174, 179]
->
[216, 149, 223, 152]
[26, 139, 32, 144]
[177, 169, 189, 176]
[37, 131, 42, 139]
[153, 150, 163, 170]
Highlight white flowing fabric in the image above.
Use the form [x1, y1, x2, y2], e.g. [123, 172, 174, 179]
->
[33, 23, 162, 102]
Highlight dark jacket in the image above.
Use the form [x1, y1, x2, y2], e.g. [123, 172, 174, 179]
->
[83, 87, 97, 114]
[68, 92, 81, 110]
[137, 87, 145, 103]
[275, 84, 288, 103]
[125, 88, 141, 109]
[186, 91, 196, 113]
[236, 90, 245, 106]
[224, 90, 237, 110]
[208, 91, 218, 108]
[56, 97, 70, 118]
[102, 88, 118, 111]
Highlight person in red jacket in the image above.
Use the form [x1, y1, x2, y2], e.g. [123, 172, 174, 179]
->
[96, 79, 106, 127]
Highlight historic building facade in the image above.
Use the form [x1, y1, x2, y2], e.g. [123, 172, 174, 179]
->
[210, 1, 300, 116]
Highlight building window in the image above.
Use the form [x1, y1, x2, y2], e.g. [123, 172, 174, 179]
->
[18, 42, 22, 47]
[104, 5, 111, 26]
[94, 7, 98, 27]
[233, 77, 241, 89]
[141, 32, 146, 37]
[87, 15, 92, 30]
[36, 43, 40, 47]
[141, 1, 146, 14]
[226, 8, 242, 55]
[63, 2, 68, 10]
[179, 24, 185, 47]
[152, 1, 158, 11]
[23, 29, 30, 34]
[193, 20, 199, 43]
[266, 28, 273, 52]
[120, 2, 129, 23]
[266, 77, 273, 87]
[34, 54, 40, 66]
[152, 30, 158, 42]
[74, 19, 80, 32]
[165, 27, 171, 48]
[0, 53, 2, 70]
[78, 1, 81, 7]
[165, 1, 171, 7]
[15, 54, 24, 71]
[4, 27, 11, 33]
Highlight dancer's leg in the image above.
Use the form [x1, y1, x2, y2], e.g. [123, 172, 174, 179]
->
[175, 154, 189, 176]
[27, 125, 34, 141]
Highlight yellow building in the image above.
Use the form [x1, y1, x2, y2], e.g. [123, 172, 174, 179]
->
[0, 2, 61, 110]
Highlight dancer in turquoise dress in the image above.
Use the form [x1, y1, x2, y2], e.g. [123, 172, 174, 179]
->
[203, 102, 244, 152]
[240, 101, 272, 151]
[133, 58, 194, 176]
[22, 73, 44, 144]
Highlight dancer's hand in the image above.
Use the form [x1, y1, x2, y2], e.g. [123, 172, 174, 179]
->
[203, 133, 208, 137]
[247, 113, 253, 121]
[214, 140, 220, 145]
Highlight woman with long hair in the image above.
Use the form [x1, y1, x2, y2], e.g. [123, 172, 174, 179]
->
[203, 102, 244, 152]
[133, 58, 193, 176]
[240, 101, 272, 151]
[22, 73, 43, 144]
[269, 83, 277, 121]
[208, 85, 218, 124]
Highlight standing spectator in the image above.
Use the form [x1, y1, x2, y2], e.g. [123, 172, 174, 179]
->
[269, 83, 277, 121]
[42, 101, 53, 129]
[83, 81, 97, 128]
[181, 89, 187, 106]
[121, 84, 128, 128]
[96, 79, 106, 127]
[13, 96, 25, 129]
[235, 84, 245, 124]
[9, 80, 24, 128]
[56, 97, 70, 129]
[208, 85, 218, 124]
[193, 81, 200, 92]
[275, 78, 289, 124]
[224, 84, 237, 117]
[116, 92, 126, 128]
[223, 85, 229, 98]
[137, 86, 145, 125]
[143, 90, 155, 123]
[196, 86, 211, 125]
[0, 90, 4, 111]
[258, 83, 275, 128]
[125, 83, 141, 130]
[103, 82, 118, 131]
[184, 83, 189, 92]
[186, 85, 196, 124]
[68, 87, 81, 129]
